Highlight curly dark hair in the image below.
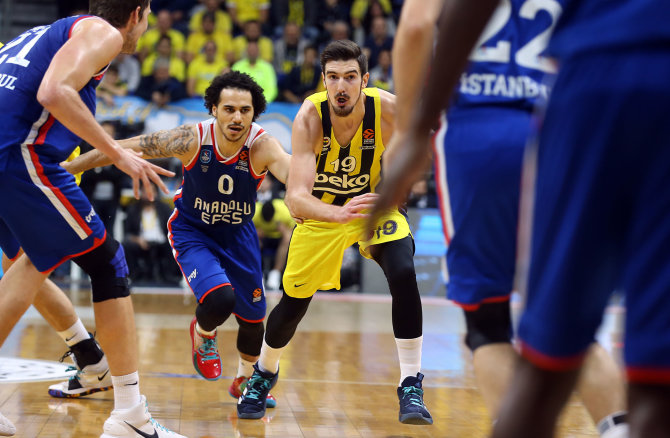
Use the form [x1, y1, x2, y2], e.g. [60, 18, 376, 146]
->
[203, 71, 267, 121]
[89, 0, 149, 28]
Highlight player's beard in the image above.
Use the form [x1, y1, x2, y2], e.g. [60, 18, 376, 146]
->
[330, 88, 362, 117]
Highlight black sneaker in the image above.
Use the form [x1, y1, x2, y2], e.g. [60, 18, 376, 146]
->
[48, 334, 112, 398]
[237, 363, 278, 419]
[397, 373, 433, 425]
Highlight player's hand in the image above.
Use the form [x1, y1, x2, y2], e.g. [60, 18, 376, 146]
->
[111, 146, 175, 200]
[368, 130, 432, 230]
[337, 192, 380, 224]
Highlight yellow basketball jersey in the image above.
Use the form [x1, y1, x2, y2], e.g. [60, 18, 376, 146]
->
[305, 87, 384, 206]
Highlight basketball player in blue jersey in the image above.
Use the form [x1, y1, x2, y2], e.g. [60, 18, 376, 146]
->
[376, 1, 630, 436]
[1, 148, 114, 401]
[67, 71, 290, 408]
[236, 40, 432, 425]
[376, 0, 670, 437]
[0, 1, 186, 437]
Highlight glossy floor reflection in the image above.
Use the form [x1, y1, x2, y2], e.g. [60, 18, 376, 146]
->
[0, 289, 621, 438]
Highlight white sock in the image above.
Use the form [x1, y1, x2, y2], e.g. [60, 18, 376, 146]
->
[111, 372, 141, 410]
[598, 412, 628, 438]
[258, 339, 284, 374]
[238, 357, 255, 378]
[196, 322, 216, 337]
[57, 319, 89, 347]
[396, 336, 423, 386]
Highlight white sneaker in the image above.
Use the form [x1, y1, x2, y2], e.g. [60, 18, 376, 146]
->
[100, 395, 187, 438]
[266, 269, 281, 290]
[0, 412, 15, 436]
[49, 355, 112, 398]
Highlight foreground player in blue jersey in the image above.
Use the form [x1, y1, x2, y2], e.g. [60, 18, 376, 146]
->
[0, 1, 185, 437]
[377, 0, 670, 436]
[384, 1, 629, 436]
[67, 71, 290, 407]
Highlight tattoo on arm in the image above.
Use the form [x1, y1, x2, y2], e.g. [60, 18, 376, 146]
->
[138, 125, 195, 158]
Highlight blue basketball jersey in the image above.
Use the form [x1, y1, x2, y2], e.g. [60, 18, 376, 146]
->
[549, 0, 670, 58]
[454, 0, 564, 111]
[0, 16, 105, 166]
[173, 119, 267, 233]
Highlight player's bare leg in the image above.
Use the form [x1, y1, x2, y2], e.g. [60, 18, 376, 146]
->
[576, 344, 628, 436]
[473, 343, 518, 416]
[491, 358, 581, 438]
[0, 255, 47, 344]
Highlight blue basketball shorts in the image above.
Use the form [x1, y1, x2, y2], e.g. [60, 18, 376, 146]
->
[168, 213, 266, 322]
[0, 145, 106, 272]
[516, 49, 670, 383]
[433, 107, 530, 309]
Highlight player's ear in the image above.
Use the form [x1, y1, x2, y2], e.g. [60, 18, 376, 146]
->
[361, 72, 369, 89]
[128, 6, 141, 28]
[321, 72, 326, 89]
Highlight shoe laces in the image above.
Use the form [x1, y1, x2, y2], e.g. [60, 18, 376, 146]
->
[149, 417, 173, 433]
[197, 337, 219, 361]
[64, 365, 82, 383]
[244, 375, 271, 401]
[401, 386, 425, 407]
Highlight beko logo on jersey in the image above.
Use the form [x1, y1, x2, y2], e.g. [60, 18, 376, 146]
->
[459, 73, 550, 99]
[314, 173, 370, 194]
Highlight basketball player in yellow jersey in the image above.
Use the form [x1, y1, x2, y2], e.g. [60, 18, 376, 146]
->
[237, 40, 432, 425]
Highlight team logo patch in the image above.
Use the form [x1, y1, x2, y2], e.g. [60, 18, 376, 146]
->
[362, 128, 375, 146]
[321, 137, 331, 154]
[200, 149, 212, 164]
[252, 288, 262, 302]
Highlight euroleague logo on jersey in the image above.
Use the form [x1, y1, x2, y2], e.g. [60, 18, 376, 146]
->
[253, 288, 262, 302]
[236, 150, 249, 172]
[362, 128, 375, 146]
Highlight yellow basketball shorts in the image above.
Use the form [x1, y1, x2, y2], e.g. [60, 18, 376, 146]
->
[282, 209, 411, 298]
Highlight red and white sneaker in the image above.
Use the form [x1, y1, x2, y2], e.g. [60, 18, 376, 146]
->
[189, 317, 221, 380]
[228, 375, 277, 408]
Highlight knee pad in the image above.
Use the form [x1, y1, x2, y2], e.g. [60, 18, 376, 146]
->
[236, 316, 264, 357]
[73, 236, 130, 303]
[195, 285, 236, 332]
[463, 301, 513, 352]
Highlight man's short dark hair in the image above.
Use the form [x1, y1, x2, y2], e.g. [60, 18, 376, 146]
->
[89, 0, 149, 28]
[203, 71, 267, 121]
[320, 40, 368, 76]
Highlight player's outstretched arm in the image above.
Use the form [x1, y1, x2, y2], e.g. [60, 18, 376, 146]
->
[392, 0, 443, 134]
[65, 125, 199, 175]
[251, 135, 291, 184]
[373, 0, 499, 213]
[38, 17, 173, 200]
[285, 101, 376, 224]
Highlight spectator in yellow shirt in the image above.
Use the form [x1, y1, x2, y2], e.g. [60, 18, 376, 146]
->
[189, 0, 233, 35]
[185, 11, 235, 64]
[227, 0, 270, 29]
[141, 35, 187, 82]
[187, 41, 230, 97]
[137, 9, 186, 62]
[232, 20, 274, 63]
[232, 41, 277, 102]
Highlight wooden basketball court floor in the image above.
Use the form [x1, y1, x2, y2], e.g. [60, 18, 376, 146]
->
[0, 287, 623, 438]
